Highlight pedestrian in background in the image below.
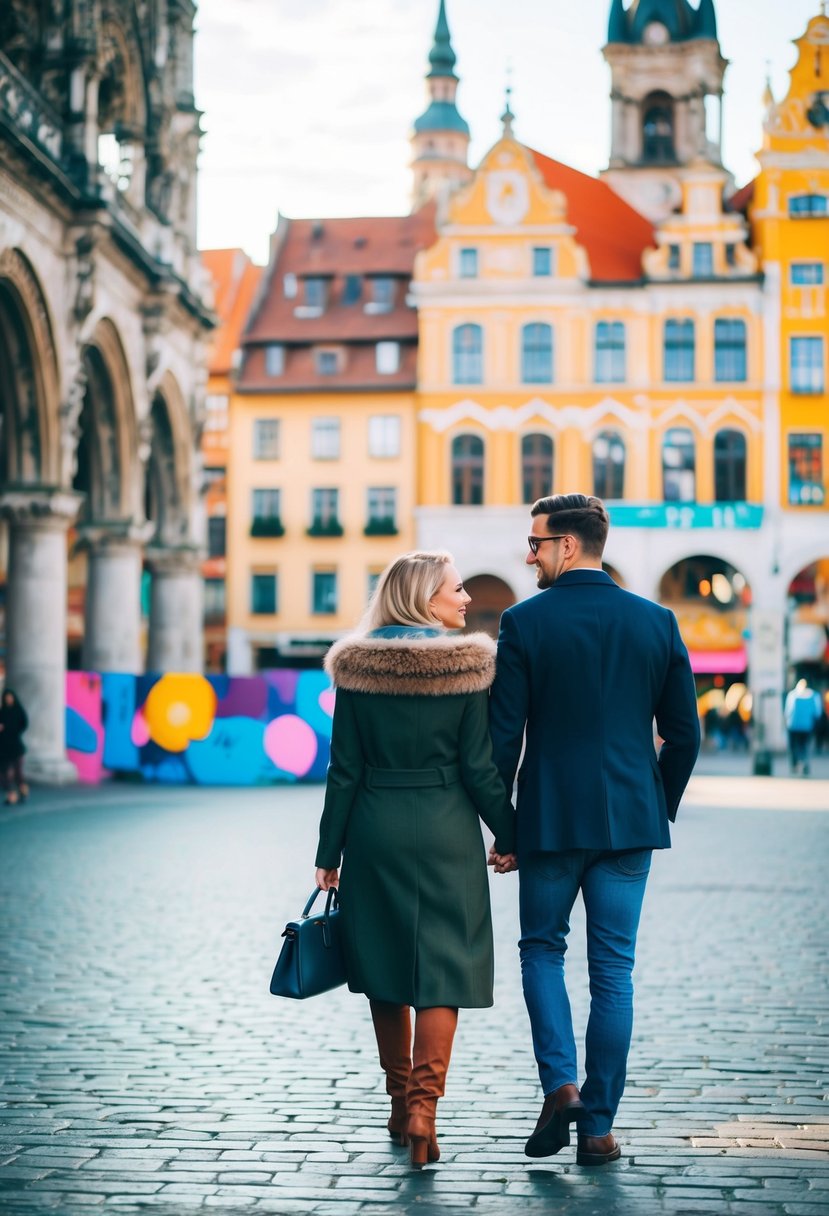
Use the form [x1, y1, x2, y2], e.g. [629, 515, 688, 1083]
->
[314, 550, 516, 1169]
[0, 689, 29, 805]
[490, 494, 700, 1167]
[784, 677, 824, 776]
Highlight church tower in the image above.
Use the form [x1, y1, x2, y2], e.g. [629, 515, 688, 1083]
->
[601, 0, 727, 220]
[410, 0, 472, 210]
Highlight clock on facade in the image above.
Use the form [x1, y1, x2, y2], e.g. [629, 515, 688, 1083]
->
[485, 170, 530, 225]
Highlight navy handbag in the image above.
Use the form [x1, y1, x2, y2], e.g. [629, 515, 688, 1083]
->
[269, 887, 346, 999]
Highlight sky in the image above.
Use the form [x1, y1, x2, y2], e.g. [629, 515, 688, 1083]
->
[194, 0, 823, 264]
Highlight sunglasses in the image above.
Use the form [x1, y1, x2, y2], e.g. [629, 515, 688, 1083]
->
[527, 534, 568, 556]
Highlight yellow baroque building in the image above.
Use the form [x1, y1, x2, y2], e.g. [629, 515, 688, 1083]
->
[220, 0, 829, 750]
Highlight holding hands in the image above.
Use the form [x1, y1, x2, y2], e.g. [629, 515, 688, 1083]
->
[488, 847, 518, 874]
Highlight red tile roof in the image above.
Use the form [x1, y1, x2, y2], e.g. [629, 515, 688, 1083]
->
[238, 207, 435, 391]
[201, 249, 262, 376]
[530, 149, 656, 282]
[727, 180, 755, 214]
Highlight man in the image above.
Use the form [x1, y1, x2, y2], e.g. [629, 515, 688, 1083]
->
[489, 494, 700, 1166]
[784, 677, 824, 775]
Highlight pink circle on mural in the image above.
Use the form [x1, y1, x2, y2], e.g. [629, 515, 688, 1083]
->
[318, 690, 335, 718]
[263, 715, 318, 777]
[131, 708, 151, 747]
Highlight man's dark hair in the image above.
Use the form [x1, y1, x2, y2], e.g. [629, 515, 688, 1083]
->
[531, 493, 609, 557]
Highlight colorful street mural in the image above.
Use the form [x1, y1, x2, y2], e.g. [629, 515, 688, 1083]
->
[66, 671, 334, 785]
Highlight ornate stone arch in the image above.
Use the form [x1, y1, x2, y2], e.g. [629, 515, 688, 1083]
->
[144, 371, 194, 546]
[0, 247, 59, 485]
[75, 317, 138, 521]
[97, 9, 147, 138]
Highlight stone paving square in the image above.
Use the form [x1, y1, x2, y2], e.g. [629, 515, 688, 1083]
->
[0, 772, 828, 1215]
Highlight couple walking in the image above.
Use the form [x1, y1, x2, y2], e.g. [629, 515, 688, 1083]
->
[314, 493, 700, 1168]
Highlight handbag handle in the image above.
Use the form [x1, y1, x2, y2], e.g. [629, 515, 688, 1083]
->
[302, 886, 340, 947]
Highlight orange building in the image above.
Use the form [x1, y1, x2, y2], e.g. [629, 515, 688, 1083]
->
[200, 249, 262, 670]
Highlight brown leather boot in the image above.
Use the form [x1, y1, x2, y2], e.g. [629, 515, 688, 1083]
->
[576, 1132, 622, 1166]
[524, 1083, 585, 1157]
[369, 1000, 412, 1145]
[406, 1006, 458, 1168]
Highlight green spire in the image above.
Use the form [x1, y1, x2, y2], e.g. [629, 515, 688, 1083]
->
[428, 0, 458, 79]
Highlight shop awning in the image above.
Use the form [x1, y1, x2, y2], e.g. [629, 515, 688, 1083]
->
[688, 648, 747, 675]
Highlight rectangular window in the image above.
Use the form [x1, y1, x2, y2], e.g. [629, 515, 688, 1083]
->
[264, 345, 285, 376]
[367, 570, 382, 602]
[368, 414, 401, 457]
[459, 248, 478, 278]
[315, 350, 339, 376]
[312, 570, 337, 614]
[594, 321, 626, 383]
[207, 515, 226, 558]
[692, 243, 714, 278]
[668, 245, 680, 271]
[342, 274, 362, 304]
[370, 277, 395, 309]
[791, 263, 825, 286]
[532, 247, 553, 277]
[664, 319, 695, 382]
[789, 194, 829, 217]
[788, 433, 825, 505]
[376, 341, 400, 375]
[714, 319, 748, 382]
[204, 577, 226, 622]
[304, 277, 326, 308]
[253, 418, 280, 459]
[251, 488, 282, 535]
[790, 336, 825, 394]
[204, 394, 228, 432]
[366, 487, 397, 533]
[311, 417, 340, 459]
[203, 466, 224, 491]
[311, 487, 340, 528]
[283, 273, 297, 299]
[725, 244, 737, 268]
[251, 572, 277, 615]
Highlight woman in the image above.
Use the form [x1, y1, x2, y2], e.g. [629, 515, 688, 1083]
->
[0, 689, 29, 805]
[314, 551, 516, 1168]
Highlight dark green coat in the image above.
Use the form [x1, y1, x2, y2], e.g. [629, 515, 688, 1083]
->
[315, 629, 515, 1009]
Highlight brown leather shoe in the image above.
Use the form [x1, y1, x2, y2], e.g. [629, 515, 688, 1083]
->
[576, 1132, 621, 1166]
[524, 1083, 585, 1157]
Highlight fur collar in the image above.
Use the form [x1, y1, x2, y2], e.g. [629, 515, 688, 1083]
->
[325, 631, 496, 697]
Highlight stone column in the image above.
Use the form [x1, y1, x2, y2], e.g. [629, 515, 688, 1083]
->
[79, 523, 151, 673]
[1, 489, 82, 783]
[146, 546, 203, 673]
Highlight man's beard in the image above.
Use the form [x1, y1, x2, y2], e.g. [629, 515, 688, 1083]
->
[535, 566, 554, 590]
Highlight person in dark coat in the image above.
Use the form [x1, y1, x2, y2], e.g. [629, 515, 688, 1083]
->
[489, 495, 700, 1167]
[315, 550, 516, 1168]
[0, 688, 29, 805]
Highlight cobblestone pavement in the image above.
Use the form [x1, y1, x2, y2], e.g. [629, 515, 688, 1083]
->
[0, 775, 827, 1215]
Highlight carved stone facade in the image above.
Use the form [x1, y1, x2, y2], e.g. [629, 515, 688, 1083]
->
[0, 0, 213, 781]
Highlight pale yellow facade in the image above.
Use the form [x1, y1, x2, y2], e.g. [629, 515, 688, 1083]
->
[226, 390, 417, 667]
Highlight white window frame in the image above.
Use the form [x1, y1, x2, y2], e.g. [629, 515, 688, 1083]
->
[376, 341, 401, 375]
[368, 415, 401, 458]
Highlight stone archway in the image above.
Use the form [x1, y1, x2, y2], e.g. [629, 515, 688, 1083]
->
[786, 558, 829, 687]
[659, 553, 753, 751]
[464, 574, 516, 638]
[0, 249, 77, 780]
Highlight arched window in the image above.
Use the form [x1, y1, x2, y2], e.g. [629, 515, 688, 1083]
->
[452, 324, 483, 384]
[595, 322, 626, 383]
[452, 434, 484, 505]
[642, 92, 675, 164]
[714, 429, 747, 502]
[521, 323, 553, 383]
[593, 431, 625, 499]
[521, 433, 554, 503]
[662, 427, 696, 503]
[714, 319, 747, 382]
[664, 319, 695, 382]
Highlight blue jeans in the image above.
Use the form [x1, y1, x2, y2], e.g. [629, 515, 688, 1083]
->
[519, 848, 652, 1136]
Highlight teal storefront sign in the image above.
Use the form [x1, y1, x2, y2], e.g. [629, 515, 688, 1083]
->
[608, 503, 764, 529]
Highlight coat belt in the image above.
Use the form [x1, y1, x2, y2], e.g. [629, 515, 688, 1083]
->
[363, 763, 461, 789]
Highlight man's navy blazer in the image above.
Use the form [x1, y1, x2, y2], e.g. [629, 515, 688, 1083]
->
[489, 569, 700, 855]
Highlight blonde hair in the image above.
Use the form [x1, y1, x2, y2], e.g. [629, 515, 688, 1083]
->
[362, 550, 454, 632]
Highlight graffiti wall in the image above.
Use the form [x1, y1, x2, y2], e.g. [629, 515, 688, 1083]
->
[66, 671, 334, 785]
